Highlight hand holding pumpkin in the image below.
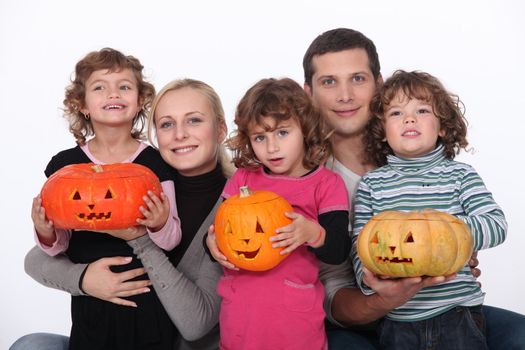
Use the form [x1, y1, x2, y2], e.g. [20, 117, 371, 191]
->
[31, 194, 56, 246]
[136, 191, 170, 232]
[206, 225, 239, 271]
[271, 212, 325, 254]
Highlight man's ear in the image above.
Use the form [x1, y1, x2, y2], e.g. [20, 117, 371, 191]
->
[376, 73, 384, 87]
[304, 83, 312, 98]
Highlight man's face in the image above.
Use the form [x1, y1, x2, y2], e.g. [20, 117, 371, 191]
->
[305, 48, 380, 138]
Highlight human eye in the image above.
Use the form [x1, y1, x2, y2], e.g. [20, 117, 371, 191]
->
[352, 74, 366, 84]
[417, 106, 432, 115]
[120, 84, 132, 91]
[321, 77, 336, 86]
[187, 116, 203, 125]
[158, 120, 174, 129]
[277, 129, 289, 137]
[92, 84, 104, 91]
[387, 110, 401, 118]
[252, 135, 265, 143]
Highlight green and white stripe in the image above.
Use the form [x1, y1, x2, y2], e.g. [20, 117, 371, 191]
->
[352, 144, 507, 322]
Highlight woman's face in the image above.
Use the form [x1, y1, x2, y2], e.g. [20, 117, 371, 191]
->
[154, 87, 227, 176]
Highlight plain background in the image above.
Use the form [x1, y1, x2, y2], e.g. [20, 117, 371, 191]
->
[1, 0, 523, 346]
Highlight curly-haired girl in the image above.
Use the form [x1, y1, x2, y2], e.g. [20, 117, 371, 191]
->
[207, 77, 350, 349]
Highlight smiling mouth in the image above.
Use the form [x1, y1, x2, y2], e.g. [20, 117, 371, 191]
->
[234, 249, 260, 259]
[103, 104, 126, 110]
[376, 257, 413, 263]
[173, 146, 197, 154]
[77, 212, 112, 221]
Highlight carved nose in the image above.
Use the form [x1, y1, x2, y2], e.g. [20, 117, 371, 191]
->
[389, 246, 396, 254]
[88, 204, 95, 210]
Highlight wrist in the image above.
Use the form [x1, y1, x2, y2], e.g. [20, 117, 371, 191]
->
[307, 226, 325, 247]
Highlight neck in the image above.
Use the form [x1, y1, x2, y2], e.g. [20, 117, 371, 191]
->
[330, 133, 376, 176]
[88, 129, 140, 163]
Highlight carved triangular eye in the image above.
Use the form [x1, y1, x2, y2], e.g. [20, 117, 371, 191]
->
[405, 232, 415, 243]
[72, 190, 81, 200]
[105, 189, 113, 199]
[371, 232, 379, 244]
[256, 221, 264, 233]
[225, 221, 232, 235]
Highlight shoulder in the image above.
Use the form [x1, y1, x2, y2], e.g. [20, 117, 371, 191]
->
[45, 145, 89, 177]
[134, 145, 172, 181]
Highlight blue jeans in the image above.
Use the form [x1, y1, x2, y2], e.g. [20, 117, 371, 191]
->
[327, 305, 525, 350]
[9, 333, 69, 350]
[378, 306, 487, 349]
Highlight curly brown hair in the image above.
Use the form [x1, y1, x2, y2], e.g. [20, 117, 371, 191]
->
[63, 48, 155, 145]
[228, 77, 331, 170]
[366, 70, 468, 166]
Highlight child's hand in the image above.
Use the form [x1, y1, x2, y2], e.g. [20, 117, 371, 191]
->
[270, 212, 324, 255]
[31, 194, 56, 246]
[206, 225, 239, 271]
[137, 191, 170, 232]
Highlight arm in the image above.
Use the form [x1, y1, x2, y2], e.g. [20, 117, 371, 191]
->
[139, 180, 182, 251]
[321, 258, 450, 326]
[128, 234, 222, 341]
[459, 167, 507, 250]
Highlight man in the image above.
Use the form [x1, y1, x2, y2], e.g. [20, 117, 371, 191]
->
[303, 28, 525, 350]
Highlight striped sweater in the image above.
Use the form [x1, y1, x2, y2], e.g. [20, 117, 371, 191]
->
[352, 144, 507, 321]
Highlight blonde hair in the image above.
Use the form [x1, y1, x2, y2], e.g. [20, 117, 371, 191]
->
[148, 78, 235, 177]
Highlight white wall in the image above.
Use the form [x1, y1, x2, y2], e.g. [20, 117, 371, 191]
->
[1, 0, 524, 346]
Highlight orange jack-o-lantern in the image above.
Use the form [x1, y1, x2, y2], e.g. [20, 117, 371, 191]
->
[41, 163, 161, 230]
[214, 186, 293, 271]
[357, 209, 473, 277]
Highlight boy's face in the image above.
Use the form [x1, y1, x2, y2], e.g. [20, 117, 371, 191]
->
[383, 92, 444, 159]
[305, 48, 379, 139]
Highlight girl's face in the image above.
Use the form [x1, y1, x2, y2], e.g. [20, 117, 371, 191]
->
[383, 91, 444, 158]
[249, 116, 308, 177]
[82, 68, 141, 129]
[154, 87, 227, 176]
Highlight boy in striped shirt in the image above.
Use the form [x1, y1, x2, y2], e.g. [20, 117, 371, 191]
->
[352, 70, 507, 349]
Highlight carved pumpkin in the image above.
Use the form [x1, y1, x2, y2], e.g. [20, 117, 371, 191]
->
[41, 163, 161, 230]
[357, 209, 473, 277]
[214, 186, 293, 271]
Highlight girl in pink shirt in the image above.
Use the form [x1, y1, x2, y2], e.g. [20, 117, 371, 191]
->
[207, 78, 350, 350]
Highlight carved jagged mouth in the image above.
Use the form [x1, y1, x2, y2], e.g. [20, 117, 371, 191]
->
[77, 212, 112, 221]
[376, 257, 413, 263]
[235, 249, 260, 259]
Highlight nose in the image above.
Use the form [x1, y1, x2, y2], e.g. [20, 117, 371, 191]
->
[336, 83, 354, 103]
[174, 125, 189, 140]
[266, 135, 279, 153]
[403, 113, 416, 124]
[107, 86, 121, 99]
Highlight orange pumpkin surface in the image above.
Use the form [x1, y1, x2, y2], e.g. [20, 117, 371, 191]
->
[214, 186, 293, 271]
[41, 163, 161, 230]
[357, 209, 473, 277]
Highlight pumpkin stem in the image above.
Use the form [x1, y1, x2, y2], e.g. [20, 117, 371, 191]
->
[91, 165, 104, 173]
[239, 186, 251, 198]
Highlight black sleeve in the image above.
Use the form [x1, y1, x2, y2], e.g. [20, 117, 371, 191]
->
[308, 210, 350, 265]
[134, 146, 172, 182]
[44, 146, 91, 177]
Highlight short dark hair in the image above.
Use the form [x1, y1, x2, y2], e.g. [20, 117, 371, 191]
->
[303, 28, 381, 86]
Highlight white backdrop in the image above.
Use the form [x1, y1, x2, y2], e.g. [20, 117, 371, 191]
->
[1, 0, 524, 347]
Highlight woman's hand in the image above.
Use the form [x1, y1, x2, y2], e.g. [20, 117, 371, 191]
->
[81, 256, 151, 307]
[206, 225, 238, 270]
[137, 191, 170, 232]
[270, 212, 324, 254]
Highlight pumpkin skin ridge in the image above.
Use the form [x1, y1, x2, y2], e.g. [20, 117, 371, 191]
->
[41, 163, 161, 230]
[357, 209, 473, 277]
[214, 188, 293, 271]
